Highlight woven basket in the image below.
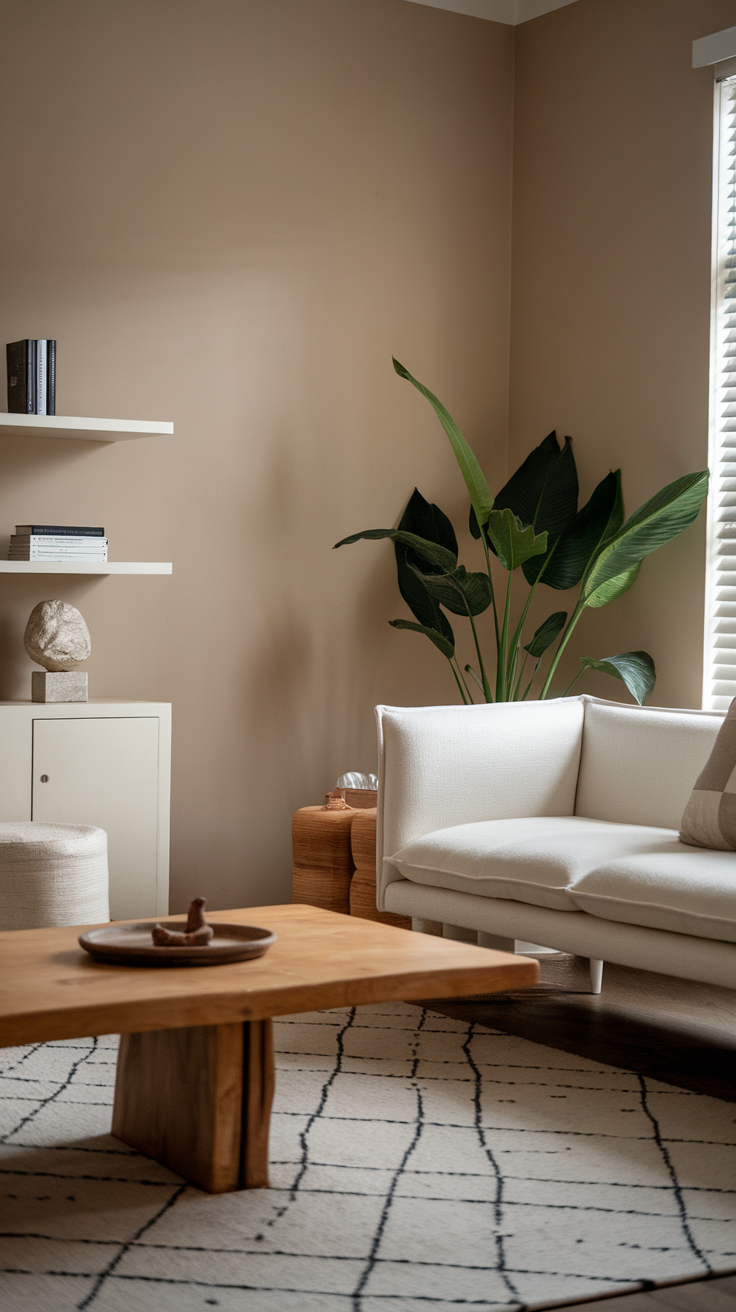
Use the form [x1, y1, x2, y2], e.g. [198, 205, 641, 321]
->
[291, 804, 355, 914]
[349, 809, 411, 930]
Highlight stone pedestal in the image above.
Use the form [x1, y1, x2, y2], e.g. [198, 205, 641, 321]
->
[32, 671, 88, 703]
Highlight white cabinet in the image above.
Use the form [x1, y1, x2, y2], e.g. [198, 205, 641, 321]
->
[0, 701, 170, 920]
[32, 718, 161, 920]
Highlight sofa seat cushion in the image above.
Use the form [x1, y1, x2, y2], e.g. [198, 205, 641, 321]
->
[389, 816, 678, 912]
[568, 842, 736, 942]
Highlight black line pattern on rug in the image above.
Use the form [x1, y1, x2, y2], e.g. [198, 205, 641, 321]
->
[1, 1269, 530, 1306]
[267, 1110, 736, 1144]
[1, 1007, 734, 1311]
[264, 1159, 736, 1195]
[463, 1020, 522, 1305]
[0, 1236, 683, 1267]
[75, 1180, 187, 1309]
[0, 1037, 99, 1145]
[351, 1007, 428, 1310]
[636, 1073, 712, 1274]
[273, 1062, 696, 1096]
[0, 1042, 48, 1077]
[258, 1004, 359, 1239]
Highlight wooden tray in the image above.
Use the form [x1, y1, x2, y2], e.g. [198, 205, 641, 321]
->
[78, 921, 277, 967]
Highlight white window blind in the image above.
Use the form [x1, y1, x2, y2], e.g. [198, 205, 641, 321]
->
[704, 70, 736, 710]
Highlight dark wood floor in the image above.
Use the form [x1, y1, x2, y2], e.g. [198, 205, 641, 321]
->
[558, 1271, 736, 1309]
[421, 953, 736, 1102]
[416, 954, 736, 1308]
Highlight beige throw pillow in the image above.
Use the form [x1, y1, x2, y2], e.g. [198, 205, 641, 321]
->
[680, 699, 736, 850]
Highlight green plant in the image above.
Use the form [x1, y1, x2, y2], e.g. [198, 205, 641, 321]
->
[334, 359, 709, 705]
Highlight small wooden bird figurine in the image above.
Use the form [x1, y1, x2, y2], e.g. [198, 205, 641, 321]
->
[151, 897, 214, 947]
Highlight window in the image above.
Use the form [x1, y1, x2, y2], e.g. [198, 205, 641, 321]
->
[703, 61, 736, 710]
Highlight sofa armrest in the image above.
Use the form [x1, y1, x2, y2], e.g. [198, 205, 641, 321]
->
[375, 699, 584, 908]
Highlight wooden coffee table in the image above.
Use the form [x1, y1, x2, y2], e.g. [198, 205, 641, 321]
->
[0, 904, 538, 1193]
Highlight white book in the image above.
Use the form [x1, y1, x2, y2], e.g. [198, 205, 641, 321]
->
[9, 556, 109, 563]
[10, 543, 108, 551]
[35, 341, 47, 416]
[10, 541, 108, 550]
[9, 552, 108, 558]
[9, 552, 109, 558]
[12, 536, 109, 547]
[9, 548, 109, 560]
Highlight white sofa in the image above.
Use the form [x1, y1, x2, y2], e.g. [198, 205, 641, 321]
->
[375, 696, 736, 993]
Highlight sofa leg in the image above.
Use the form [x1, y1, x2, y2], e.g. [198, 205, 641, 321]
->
[589, 959, 603, 994]
[411, 918, 443, 936]
[442, 923, 478, 944]
[478, 932, 516, 953]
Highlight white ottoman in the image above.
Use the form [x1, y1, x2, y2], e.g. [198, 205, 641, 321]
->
[0, 822, 110, 930]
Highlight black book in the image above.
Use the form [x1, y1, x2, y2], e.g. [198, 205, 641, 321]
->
[6, 341, 34, 414]
[47, 340, 56, 415]
[15, 524, 105, 536]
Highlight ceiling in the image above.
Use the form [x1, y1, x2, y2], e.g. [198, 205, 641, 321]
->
[404, 0, 580, 24]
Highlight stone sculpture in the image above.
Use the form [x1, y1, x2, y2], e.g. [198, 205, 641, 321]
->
[24, 599, 91, 670]
[24, 600, 91, 702]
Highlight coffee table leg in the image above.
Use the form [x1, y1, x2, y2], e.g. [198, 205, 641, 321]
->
[243, 1017, 275, 1188]
[112, 1018, 275, 1193]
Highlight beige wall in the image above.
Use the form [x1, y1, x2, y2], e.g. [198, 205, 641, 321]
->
[4, 0, 732, 911]
[0, 0, 514, 909]
[510, 0, 736, 709]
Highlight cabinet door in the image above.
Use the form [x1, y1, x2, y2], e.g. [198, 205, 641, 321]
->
[32, 717, 160, 920]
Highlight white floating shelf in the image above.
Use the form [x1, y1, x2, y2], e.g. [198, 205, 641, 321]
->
[0, 562, 172, 575]
[0, 414, 173, 442]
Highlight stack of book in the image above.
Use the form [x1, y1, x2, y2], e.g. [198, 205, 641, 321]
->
[6, 341, 56, 415]
[8, 525, 107, 563]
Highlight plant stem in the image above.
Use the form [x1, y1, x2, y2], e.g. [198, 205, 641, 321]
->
[455, 658, 475, 702]
[507, 640, 522, 700]
[496, 571, 513, 700]
[467, 609, 492, 701]
[506, 576, 539, 678]
[481, 533, 501, 652]
[464, 664, 485, 697]
[448, 658, 469, 704]
[560, 667, 585, 698]
[512, 650, 529, 701]
[539, 601, 586, 699]
[521, 660, 541, 700]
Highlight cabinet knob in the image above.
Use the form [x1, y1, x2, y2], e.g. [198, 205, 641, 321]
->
[40, 774, 49, 783]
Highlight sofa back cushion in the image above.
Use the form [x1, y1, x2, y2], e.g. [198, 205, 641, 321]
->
[377, 697, 585, 870]
[575, 698, 724, 830]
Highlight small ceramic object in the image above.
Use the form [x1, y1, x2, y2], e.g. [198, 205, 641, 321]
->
[151, 896, 214, 946]
[78, 897, 277, 967]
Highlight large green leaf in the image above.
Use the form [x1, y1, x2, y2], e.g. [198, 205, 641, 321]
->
[395, 489, 457, 642]
[583, 471, 709, 599]
[585, 561, 641, 609]
[393, 358, 495, 528]
[495, 431, 578, 532]
[334, 527, 457, 572]
[410, 562, 493, 616]
[389, 618, 455, 659]
[490, 432, 578, 583]
[523, 611, 567, 658]
[579, 651, 656, 705]
[542, 471, 623, 590]
[485, 508, 548, 572]
[396, 488, 458, 557]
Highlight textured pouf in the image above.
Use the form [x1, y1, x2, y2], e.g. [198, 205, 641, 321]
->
[0, 821, 109, 930]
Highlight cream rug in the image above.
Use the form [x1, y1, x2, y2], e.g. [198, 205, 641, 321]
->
[0, 1001, 734, 1311]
